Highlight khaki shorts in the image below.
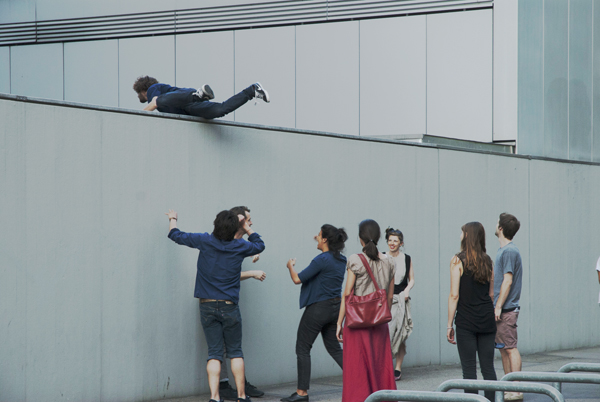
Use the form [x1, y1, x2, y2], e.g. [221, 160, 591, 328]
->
[495, 310, 519, 349]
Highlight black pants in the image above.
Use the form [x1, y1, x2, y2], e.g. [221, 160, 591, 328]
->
[456, 326, 497, 401]
[156, 86, 254, 119]
[296, 298, 343, 390]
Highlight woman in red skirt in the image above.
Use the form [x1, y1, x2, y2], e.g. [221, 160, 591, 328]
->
[336, 219, 397, 402]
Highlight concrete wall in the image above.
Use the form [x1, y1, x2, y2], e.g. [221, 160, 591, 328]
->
[1, 97, 600, 402]
[0, 9, 494, 142]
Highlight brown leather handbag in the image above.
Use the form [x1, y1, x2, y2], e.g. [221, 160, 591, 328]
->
[344, 253, 392, 328]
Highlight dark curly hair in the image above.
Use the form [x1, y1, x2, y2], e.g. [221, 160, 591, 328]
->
[213, 210, 240, 242]
[133, 76, 159, 94]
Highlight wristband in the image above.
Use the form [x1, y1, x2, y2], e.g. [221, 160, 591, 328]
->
[169, 217, 177, 221]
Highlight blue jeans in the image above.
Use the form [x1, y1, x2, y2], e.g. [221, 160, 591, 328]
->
[156, 86, 255, 119]
[199, 301, 243, 361]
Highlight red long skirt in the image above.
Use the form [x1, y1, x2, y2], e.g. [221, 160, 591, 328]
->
[342, 323, 397, 402]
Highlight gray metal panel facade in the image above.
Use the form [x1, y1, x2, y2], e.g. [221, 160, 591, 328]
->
[296, 21, 359, 136]
[176, 31, 235, 122]
[543, 0, 569, 160]
[64, 40, 119, 107]
[0, 47, 9, 93]
[517, 0, 544, 156]
[118, 35, 175, 110]
[426, 10, 493, 142]
[359, 15, 427, 137]
[518, 0, 600, 162]
[0, 8, 496, 143]
[10, 43, 63, 100]
[234, 26, 296, 128]
[1, 97, 599, 401]
[568, 0, 593, 162]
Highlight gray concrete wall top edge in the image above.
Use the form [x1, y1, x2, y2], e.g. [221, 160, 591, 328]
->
[2, 92, 598, 167]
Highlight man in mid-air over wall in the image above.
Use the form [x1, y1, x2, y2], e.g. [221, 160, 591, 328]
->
[133, 76, 269, 119]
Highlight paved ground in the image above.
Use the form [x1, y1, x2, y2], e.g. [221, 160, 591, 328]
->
[154, 346, 600, 402]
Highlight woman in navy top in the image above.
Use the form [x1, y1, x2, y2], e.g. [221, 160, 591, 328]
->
[447, 222, 497, 401]
[282, 224, 348, 402]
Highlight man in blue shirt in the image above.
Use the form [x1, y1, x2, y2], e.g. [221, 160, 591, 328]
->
[493, 213, 523, 401]
[133, 76, 269, 119]
[166, 208, 265, 402]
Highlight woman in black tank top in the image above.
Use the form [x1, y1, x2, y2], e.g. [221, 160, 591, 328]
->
[447, 222, 497, 401]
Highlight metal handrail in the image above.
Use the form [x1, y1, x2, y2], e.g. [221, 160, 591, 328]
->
[364, 390, 489, 402]
[554, 363, 600, 390]
[501, 371, 600, 393]
[436, 379, 565, 402]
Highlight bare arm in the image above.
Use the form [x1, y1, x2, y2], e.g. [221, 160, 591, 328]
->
[387, 277, 395, 311]
[404, 260, 415, 300]
[165, 209, 178, 231]
[143, 96, 158, 111]
[489, 267, 495, 300]
[494, 273, 513, 321]
[337, 269, 356, 342]
[597, 270, 600, 284]
[241, 270, 266, 281]
[286, 259, 302, 284]
[447, 255, 462, 345]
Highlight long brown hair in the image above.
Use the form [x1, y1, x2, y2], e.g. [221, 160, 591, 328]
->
[460, 222, 492, 283]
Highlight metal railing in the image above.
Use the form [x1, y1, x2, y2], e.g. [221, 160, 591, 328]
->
[364, 390, 489, 402]
[554, 362, 600, 391]
[436, 379, 564, 402]
[501, 371, 600, 393]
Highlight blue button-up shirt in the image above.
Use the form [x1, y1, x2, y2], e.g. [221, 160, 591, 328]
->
[168, 228, 265, 304]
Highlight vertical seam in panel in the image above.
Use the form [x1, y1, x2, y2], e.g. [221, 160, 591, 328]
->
[528, 159, 531, 346]
[62, 43, 65, 100]
[567, 0, 571, 159]
[542, 2, 545, 156]
[9, 46, 11, 93]
[437, 148, 441, 363]
[492, 6, 495, 140]
[358, 21, 361, 136]
[174, 35, 177, 86]
[233, 31, 235, 121]
[295, 26, 297, 128]
[117, 40, 120, 107]
[425, 16, 428, 134]
[592, 0, 595, 159]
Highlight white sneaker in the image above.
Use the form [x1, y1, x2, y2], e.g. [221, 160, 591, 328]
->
[253, 82, 270, 103]
[193, 84, 214, 100]
[504, 392, 524, 400]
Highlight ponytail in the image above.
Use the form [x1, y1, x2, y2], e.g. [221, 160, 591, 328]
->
[358, 219, 381, 261]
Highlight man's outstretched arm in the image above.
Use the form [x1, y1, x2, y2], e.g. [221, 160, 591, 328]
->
[241, 270, 266, 281]
[144, 96, 158, 111]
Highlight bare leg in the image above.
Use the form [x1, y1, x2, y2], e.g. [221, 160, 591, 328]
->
[207, 359, 222, 400]
[230, 358, 246, 399]
[395, 342, 407, 371]
[506, 348, 522, 372]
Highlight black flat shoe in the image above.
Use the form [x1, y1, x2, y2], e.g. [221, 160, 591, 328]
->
[281, 392, 308, 402]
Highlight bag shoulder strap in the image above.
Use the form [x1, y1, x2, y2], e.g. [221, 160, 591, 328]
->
[357, 253, 381, 291]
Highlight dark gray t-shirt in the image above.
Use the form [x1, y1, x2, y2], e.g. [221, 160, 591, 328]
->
[493, 242, 523, 310]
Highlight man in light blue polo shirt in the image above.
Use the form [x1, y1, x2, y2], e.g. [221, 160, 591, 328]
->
[493, 213, 523, 401]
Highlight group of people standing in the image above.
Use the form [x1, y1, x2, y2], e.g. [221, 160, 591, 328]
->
[166, 208, 415, 402]
[166, 207, 523, 402]
[283, 220, 414, 402]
